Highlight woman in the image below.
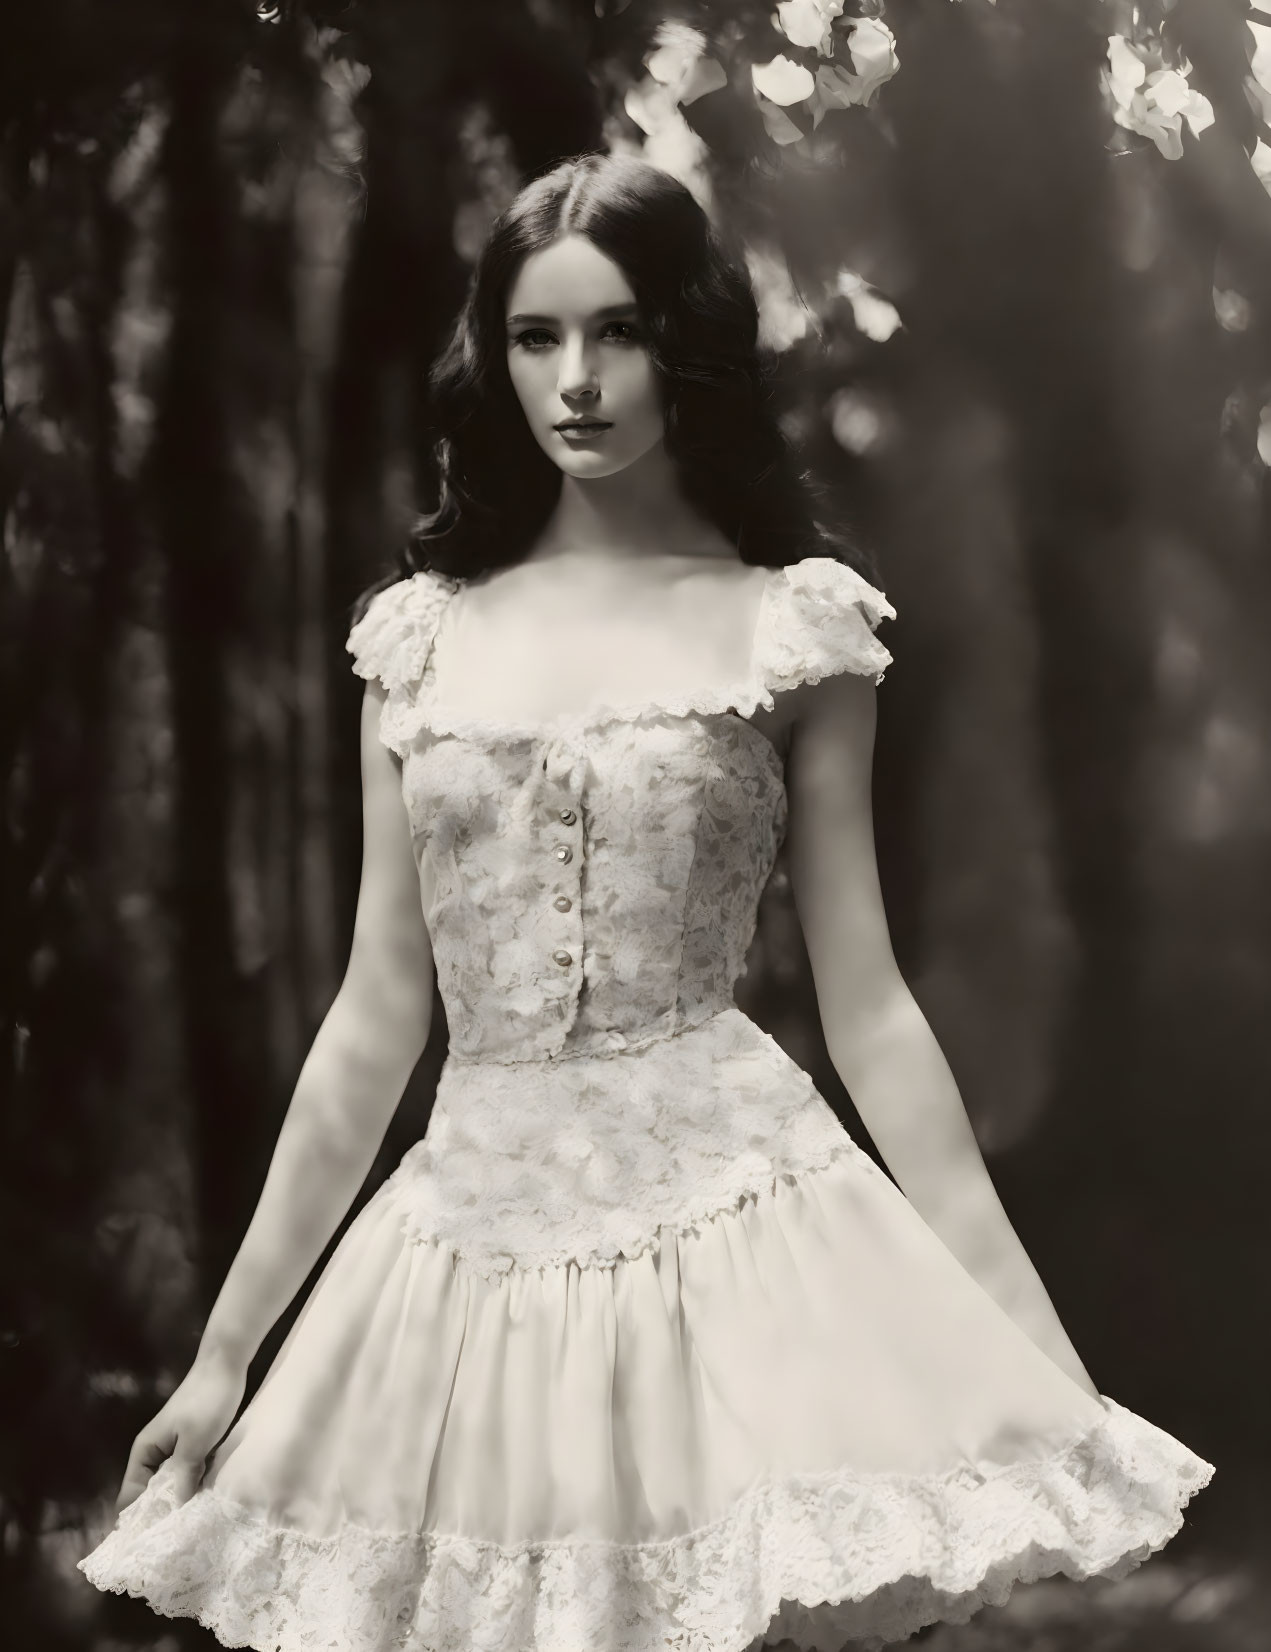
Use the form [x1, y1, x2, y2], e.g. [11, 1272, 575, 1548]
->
[80, 151, 1213, 1652]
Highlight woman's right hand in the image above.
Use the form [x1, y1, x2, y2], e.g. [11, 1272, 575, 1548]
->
[115, 1349, 247, 1517]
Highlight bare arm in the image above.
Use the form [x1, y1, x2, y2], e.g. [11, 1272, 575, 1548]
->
[195, 682, 436, 1374]
[785, 669, 1098, 1396]
[113, 684, 436, 1508]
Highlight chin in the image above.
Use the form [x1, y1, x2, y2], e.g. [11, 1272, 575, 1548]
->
[562, 456, 628, 475]
[548, 447, 632, 477]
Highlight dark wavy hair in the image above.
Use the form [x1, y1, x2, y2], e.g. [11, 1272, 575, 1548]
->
[353, 150, 872, 621]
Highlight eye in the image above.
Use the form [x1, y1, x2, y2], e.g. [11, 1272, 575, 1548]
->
[509, 320, 642, 351]
[511, 328, 553, 351]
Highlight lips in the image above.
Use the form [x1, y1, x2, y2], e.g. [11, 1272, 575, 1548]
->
[555, 420, 612, 431]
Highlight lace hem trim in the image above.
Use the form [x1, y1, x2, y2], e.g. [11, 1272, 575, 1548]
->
[78, 1395, 1214, 1652]
[345, 559, 895, 755]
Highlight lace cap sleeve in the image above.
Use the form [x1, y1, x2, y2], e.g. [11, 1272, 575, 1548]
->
[345, 569, 457, 754]
[756, 556, 895, 694]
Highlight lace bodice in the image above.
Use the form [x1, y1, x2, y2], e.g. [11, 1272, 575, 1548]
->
[344, 555, 896, 1278]
[346, 555, 895, 1068]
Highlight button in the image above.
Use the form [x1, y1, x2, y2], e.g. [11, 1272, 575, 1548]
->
[553, 845, 573, 863]
[552, 949, 573, 968]
[554, 894, 571, 912]
[559, 808, 577, 826]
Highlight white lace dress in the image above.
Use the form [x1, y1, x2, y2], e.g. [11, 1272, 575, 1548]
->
[79, 557, 1214, 1652]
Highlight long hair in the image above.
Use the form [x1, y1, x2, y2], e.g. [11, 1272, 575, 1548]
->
[353, 151, 873, 620]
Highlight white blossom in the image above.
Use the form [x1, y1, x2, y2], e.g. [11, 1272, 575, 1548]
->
[1252, 136, 1271, 198]
[1246, 21, 1271, 123]
[835, 270, 903, 342]
[751, 53, 816, 107]
[830, 18, 900, 110]
[745, 241, 817, 350]
[646, 21, 727, 107]
[775, 0, 845, 56]
[1102, 35, 1214, 161]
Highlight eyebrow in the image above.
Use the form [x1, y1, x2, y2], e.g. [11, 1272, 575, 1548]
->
[505, 303, 640, 326]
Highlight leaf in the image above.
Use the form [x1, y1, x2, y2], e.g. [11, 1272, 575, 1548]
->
[680, 56, 727, 107]
[814, 62, 861, 112]
[755, 93, 805, 146]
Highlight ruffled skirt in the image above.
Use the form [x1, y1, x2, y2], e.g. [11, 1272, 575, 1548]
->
[78, 1061, 1214, 1652]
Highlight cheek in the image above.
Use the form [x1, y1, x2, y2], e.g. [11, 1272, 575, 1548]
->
[618, 359, 664, 426]
[505, 355, 537, 417]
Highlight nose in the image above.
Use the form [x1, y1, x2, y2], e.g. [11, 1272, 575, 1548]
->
[557, 332, 600, 400]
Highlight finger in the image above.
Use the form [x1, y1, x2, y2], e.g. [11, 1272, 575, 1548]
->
[115, 1454, 162, 1515]
[169, 1451, 207, 1507]
[115, 1458, 159, 1516]
[115, 1422, 175, 1516]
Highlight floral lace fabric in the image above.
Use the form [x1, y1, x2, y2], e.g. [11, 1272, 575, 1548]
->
[338, 557, 895, 1275]
[77, 556, 1217, 1652]
[344, 557, 891, 1065]
[382, 1007, 873, 1280]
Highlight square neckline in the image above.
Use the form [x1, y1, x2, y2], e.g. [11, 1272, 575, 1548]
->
[416, 560, 784, 758]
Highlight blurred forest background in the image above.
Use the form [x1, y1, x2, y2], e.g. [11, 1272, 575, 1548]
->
[3, 0, 1269, 1648]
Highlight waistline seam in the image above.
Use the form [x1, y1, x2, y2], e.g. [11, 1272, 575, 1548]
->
[445, 1001, 737, 1069]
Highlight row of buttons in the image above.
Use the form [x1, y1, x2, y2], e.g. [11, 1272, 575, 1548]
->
[552, 807, 578, 968]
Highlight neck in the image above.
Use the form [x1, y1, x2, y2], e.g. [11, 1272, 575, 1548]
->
[529, 443, 735, 566]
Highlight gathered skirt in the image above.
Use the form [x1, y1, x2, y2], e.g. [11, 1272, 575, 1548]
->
[78, 1019, 1214, 1652]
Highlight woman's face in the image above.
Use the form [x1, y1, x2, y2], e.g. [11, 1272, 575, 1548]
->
[504, 234, 666, 478]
